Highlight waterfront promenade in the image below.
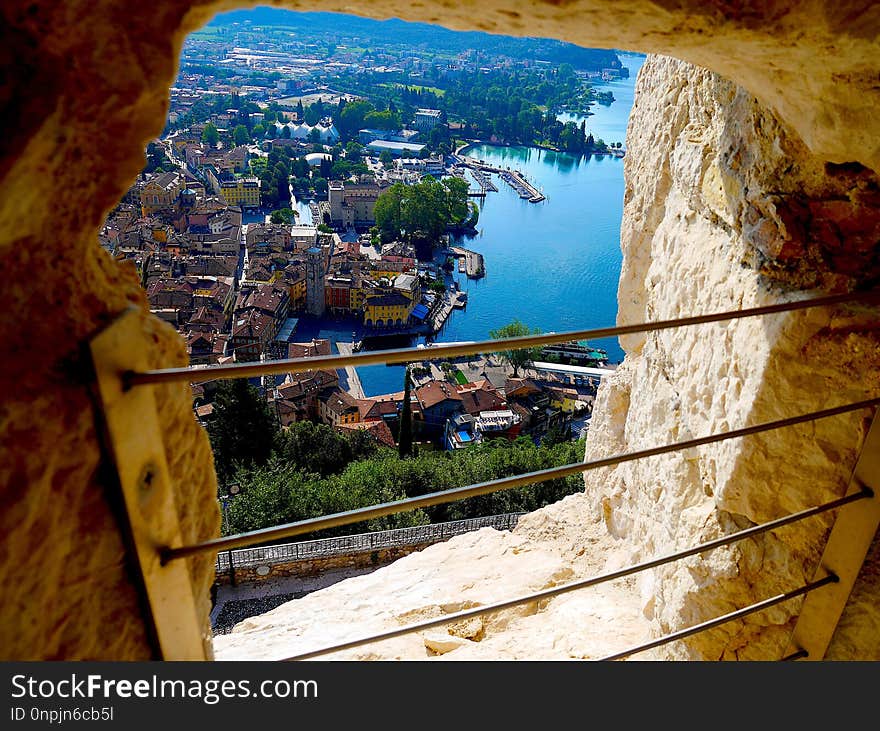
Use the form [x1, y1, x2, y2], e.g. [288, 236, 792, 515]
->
[336, 341, 365, 398]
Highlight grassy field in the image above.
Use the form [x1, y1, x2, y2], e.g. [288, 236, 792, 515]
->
[391, 83, 446, 97]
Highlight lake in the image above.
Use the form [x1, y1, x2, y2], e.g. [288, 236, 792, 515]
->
[298, 53, 646, 397]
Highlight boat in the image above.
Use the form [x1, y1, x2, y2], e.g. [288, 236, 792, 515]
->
[540, 341, 609, 366]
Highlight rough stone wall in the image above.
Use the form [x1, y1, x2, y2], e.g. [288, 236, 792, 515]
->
[0, 0, 223, 657]
[2, 0, 880, 659]
[584, 55, 880, 660]
[216, 545, 432, 585]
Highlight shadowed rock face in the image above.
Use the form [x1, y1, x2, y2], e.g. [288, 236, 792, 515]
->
[0, 1, 878, 659]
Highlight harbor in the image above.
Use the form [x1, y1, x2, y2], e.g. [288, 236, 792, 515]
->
[499, 169, 545, 202]
[452, 154, 545, 204]
[427, 289, 468, 332]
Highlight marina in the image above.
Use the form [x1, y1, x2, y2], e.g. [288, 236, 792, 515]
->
[498, 169, 545, 202]
[452, 154, 545, 204]
[467, 167, 498, 193]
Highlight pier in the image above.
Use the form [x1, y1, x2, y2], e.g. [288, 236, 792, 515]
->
[426, 290, 467, 332]
[452, 154, 544, 203]
[467, 167, 498, 193]
[499, 169, 545, 202]
[450, 246, 485, 278]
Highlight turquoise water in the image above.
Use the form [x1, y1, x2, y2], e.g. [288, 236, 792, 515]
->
[338, 53, 645, 396]
[557, 52, 645, 148]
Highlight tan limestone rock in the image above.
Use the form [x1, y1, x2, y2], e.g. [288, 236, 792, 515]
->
[2, 0, 880, 660]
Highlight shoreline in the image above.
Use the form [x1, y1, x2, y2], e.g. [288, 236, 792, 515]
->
[457, 139, 624, 158]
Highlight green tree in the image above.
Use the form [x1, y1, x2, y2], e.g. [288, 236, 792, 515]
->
[201, 122, 219, 147]
[270, 208, 295, 225]
[304, 105, 321, 126]
[274, 421, 377, 478]
[373, 182, 405, 243]
[401, 176, 447, 242]
[398, 368, 413, 458]
[308, 128, 322, 144]
[312, 177, 328, 196]
[379, 150, 394, 167]
[442, 176, 470, 225]
[337, 100, 375, 137]
[345, 141, 363, 162]
[252, 123, 265, 139]
[206, 380, 279, 487]
[364, 109, 401, 130]
[489, 320, 543, 377]
[233, 124, 251, 146]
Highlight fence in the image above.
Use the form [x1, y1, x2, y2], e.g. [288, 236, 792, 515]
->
[214, 513, 524, 571]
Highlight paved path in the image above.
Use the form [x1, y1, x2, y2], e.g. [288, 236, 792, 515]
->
[336, 341, 365, 399]
[211, 565, 380, 634]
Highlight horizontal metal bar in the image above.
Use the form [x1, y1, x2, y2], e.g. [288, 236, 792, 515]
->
[128, 290, 878, 387]
[163, 398, 878, 562]
[278, 493, 866, 661]
[597, 575, 838, 661]
[781, 649, 810, 661]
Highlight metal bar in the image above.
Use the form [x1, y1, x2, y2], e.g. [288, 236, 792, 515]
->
[128, 290, 878, 387]
[597, 575, 838, 661]
[165, 398, 879, 562]
[89, 308, 210, 660]
[781, 649, 810, 661]
[782, 411, 880, 660]
[279, 494, 866, 661]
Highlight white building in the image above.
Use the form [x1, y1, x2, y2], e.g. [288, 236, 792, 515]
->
[273, 120, 340, 144]
[414, 108, 442, 131]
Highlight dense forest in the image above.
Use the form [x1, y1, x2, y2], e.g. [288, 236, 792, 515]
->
[329, 63, 618, 152]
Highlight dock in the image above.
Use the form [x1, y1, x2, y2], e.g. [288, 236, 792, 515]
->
[428, 294, 454, 331]
[452, 154, 544, 203]
[450, 246, 485, 278]
[467, 167, 498, 192]
[499, 169, 545, 202]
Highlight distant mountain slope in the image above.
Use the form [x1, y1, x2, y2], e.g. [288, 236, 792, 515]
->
[208, 8, 622, 71]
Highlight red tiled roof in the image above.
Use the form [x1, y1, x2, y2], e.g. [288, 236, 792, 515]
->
[415, 380, 463, 410]
[287, 339, 331, 359]
[356, 398, 399, 421]
[459, 387, 507, 416]
[322, 387, 360, 415]
[337, 420, 396, 449]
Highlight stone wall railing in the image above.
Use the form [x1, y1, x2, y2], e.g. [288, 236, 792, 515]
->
[214, 513, 523, 572]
